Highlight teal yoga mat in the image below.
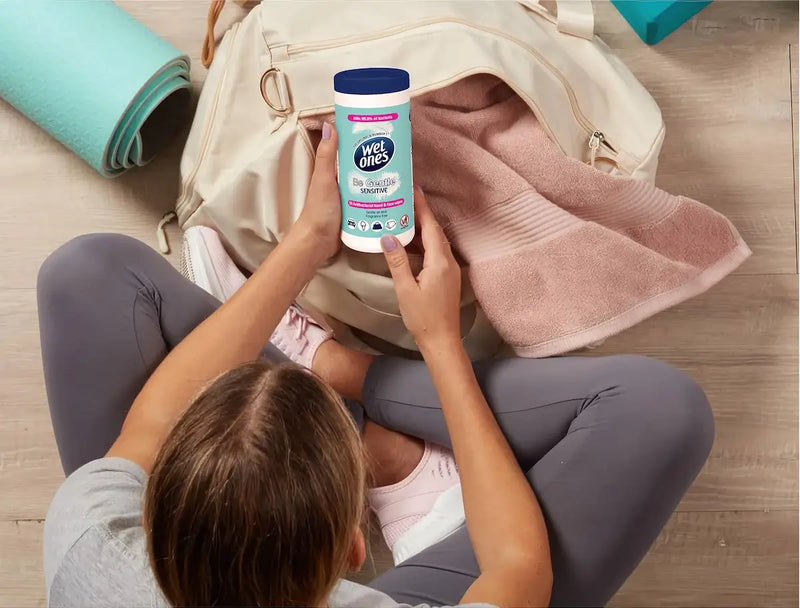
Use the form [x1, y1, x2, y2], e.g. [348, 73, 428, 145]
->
[0, 0, 191, 177]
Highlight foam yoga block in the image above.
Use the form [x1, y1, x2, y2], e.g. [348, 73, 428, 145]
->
[0, 0, 191, 177]
[611, 0, 713, 45]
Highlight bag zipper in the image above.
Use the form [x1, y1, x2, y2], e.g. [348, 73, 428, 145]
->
[286, 18, 446, 57]
[176, 22, 241, 211]
[588, 130, 617, 167]
[297, 67, 563, 154]
[284, 17, 620, 160]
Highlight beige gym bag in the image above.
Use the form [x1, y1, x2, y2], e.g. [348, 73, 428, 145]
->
[175, 0, 664, 356]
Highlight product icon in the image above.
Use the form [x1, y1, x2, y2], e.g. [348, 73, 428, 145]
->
[371, 221, 383, 231]
[358, 220, 369, 232]
[399, 214, 409, 228]
[347, 218, 357, 229]
[386, 219, 397, 230]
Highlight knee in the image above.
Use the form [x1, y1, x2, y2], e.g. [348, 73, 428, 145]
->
[613, 355, 715, 467]
[37, 234, 147, 302]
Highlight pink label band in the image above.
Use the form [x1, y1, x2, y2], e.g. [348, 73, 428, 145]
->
[348, 113, 399, 123]
[348, 198, 405, 209]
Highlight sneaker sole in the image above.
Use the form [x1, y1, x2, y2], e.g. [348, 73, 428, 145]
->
[182, 228, 226, 300]
[390, 483, 465, 565]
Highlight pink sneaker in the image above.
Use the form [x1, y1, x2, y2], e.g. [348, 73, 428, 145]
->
[368, 443, 465, 565]
[180, 226, 332, 368]
[270, 304, 332, 369]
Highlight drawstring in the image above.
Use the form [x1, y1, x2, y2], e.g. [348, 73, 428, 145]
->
[156, 211, 177, 254]
[287, 308, 309, 341]
[202, 0, 226, 68]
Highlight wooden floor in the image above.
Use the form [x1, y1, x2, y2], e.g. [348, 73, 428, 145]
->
[0, 1, 797, 606]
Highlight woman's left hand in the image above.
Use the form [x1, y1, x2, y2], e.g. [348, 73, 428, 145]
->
[290, 122, 342, 264]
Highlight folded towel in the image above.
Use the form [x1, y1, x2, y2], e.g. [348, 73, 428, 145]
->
[304, 74, 750, 356]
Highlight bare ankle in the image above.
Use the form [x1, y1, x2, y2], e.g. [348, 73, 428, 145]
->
[363, 420, 425, 488]
[312, 340, 374, 401]
[310, 339, 337, 379]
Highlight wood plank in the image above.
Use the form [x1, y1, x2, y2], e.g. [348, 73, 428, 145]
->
[0, 290, 63, 520]
[0, 520, 46, 608]
[594, 1, 799, 48]
[592, 274, 797, 358]
[610, 510, 799, 607]
[591, 274, 799, 511]
[0, 129, 184, 289]
[614, 41, 794, 275]
[593, 1, 798, 275]
[792, 42, 798, 272]
[117, 0, 250, 78]
[0, 417, 61, 522]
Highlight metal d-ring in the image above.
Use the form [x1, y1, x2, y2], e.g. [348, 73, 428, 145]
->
[260, 67, 291, 114]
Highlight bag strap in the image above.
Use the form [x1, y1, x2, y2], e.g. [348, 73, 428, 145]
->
[519, 0, 595, 40]
[554, 0, 595, 40]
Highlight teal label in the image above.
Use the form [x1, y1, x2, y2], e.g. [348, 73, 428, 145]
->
[335, 102, 413, 239]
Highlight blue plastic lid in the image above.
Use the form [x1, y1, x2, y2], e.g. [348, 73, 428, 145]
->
[334, 68, 410, 95]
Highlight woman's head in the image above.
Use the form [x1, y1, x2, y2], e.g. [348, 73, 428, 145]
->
[144, 360, 367, 607]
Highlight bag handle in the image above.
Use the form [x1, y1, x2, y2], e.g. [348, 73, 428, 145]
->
[519, 0, 595, 40]
[202, 1, 594, 67]
[202, 1, 595, 68]
[202, 0, 226, 68]
[202, 0, 252, 68]
[554, 0, 594, 39]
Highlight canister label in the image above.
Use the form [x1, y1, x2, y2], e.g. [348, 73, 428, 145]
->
[335, 102, 413, 239]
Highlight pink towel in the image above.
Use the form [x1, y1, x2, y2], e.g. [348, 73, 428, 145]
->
[303, 75, 750, 356]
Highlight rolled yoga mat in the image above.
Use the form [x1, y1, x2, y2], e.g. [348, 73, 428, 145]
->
[0, 0, 191, 177]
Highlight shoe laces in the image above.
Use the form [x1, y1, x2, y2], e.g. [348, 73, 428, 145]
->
[286, 306, 310, 344]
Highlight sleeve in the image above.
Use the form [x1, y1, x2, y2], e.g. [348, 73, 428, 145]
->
[44, 457, 160, 607]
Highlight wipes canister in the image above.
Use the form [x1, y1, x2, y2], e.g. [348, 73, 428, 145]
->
[334, 68, 414, 253]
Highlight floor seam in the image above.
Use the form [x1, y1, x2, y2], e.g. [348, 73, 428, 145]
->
[789, 43, 798, 275]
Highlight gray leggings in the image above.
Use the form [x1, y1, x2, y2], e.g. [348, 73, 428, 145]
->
[38, 234, 714, 607]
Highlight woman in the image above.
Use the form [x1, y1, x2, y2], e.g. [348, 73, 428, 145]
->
[41, 124, 714, 607]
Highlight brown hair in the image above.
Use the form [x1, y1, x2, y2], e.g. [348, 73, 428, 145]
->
[144, 360, 367, 607]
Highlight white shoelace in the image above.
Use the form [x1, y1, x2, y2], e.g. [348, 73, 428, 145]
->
[286, 307, 309, 344]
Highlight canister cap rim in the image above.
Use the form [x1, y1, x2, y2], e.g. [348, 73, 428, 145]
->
[334, 68, 409, 95]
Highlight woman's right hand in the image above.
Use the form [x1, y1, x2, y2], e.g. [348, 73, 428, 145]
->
[385, 189, 553, 608]
[380, 187, 462, 352]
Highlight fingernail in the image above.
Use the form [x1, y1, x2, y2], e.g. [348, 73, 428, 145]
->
[380, 235, 398, 252]
[415, 185, 424, 196]
[322, 122, 331, 140]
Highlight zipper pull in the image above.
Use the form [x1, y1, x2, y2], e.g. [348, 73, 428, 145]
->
[588, 130, 604, 167]
[156, 211, 177, 254]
